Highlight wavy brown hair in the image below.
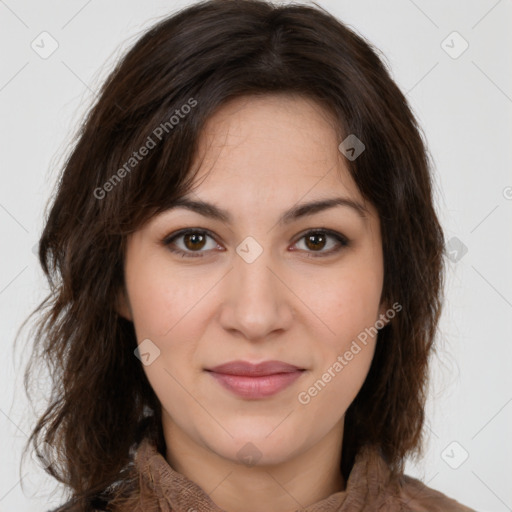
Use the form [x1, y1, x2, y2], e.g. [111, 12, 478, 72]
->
[20, 0, 445, 509]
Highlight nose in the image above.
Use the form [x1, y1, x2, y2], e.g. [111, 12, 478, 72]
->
[217, 248, 294, 342]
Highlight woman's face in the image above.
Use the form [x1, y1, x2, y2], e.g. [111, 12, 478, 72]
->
[119, 94, 388, 466]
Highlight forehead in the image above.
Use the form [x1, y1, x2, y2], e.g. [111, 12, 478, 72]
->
[189, 94, 364, 202]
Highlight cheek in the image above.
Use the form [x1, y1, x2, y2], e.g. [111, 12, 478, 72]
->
[297, 257, 382, 402]
[125, 250, 208, 339]
[310, 264, 383, 344]
[125, 261, 202, 417]
[299, 345, 375, 422]
[297, 275, 380, 413]
[124, 250, 210, 389]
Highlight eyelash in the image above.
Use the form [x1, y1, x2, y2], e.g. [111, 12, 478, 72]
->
[162, 228, 349, 259]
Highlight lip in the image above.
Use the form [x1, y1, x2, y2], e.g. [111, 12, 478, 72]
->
[207, 360, 304, 376]
[205, 360, 306, 399]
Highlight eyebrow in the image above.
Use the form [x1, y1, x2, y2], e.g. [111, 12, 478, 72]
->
[166, 195, 368, 225]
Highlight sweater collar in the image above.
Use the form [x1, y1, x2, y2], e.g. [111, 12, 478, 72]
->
[133, 437, 400, 512]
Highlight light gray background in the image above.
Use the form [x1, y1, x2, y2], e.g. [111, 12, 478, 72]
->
[1, 1, 511, 510]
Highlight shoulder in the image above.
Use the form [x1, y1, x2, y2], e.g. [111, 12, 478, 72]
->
[397, 474, 476, 511]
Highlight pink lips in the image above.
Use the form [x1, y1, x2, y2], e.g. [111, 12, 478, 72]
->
[205, 360, 305, 399]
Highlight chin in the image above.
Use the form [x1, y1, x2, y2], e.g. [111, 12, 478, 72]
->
[204, 425, 305, 466]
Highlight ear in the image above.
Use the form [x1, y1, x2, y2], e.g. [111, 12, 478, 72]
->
[115, 286, 133, 321]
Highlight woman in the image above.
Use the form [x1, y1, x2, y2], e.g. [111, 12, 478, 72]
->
[23, 0, 475, 510]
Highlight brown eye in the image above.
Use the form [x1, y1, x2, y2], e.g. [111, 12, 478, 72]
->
[163, 228, 349, 260]
[304, 232, 328, 251]
[294, 229, 349, 257]
[163, 229, 220, 258]
[183, 232, 207, 251]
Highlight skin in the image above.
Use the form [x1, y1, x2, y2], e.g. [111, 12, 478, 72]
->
[117, 94, 389, 512]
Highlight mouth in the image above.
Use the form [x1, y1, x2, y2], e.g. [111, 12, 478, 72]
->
[204, 360, 306, 399]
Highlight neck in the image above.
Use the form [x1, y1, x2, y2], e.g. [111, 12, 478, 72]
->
[162, 414, 346, 512]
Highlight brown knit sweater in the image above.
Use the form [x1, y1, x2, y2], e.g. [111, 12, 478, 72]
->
[97, 436, 476, 512]
[52, 436, 476, 511]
